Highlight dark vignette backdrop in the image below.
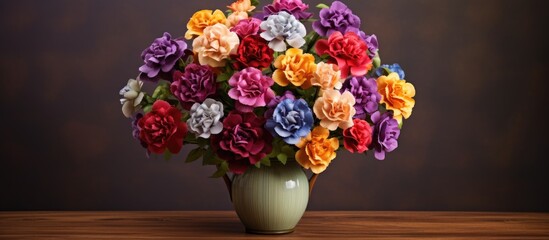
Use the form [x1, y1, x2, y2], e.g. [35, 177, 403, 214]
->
[1, 0, 548, 211]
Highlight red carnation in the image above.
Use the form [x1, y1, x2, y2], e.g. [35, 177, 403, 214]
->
[343, 118, 373, 153]
[315, 31, 372, 79]
[138, 100, 188, 154]
[211, 111, 273, 174]
[232, 35, 274, 70]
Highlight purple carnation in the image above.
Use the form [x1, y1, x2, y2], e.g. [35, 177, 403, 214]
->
[170, 63, 217, 110]
[371, 111, 400, 160]
[313, 1, 360, 37]
[264, 90, 296, 118]
[341, 76, 381, 119]
[364, 34, 378, 59]
[231, 18, 262, 39]
[138, 32, 187, 82]
[353, 31, 379, 59]
[130, 113, 148, 149]
[262, 0, 313, 20]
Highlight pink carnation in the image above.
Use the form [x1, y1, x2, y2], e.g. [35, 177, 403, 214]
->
[228, 67, 275, 112]
[231, 18, 262, 39]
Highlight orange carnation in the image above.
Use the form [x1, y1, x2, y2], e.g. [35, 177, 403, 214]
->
[273, 48, 316, 89]
[185, 10, 226, 40]
[227, 0, 256, 12]
[312, 62, 343, 90]
[295, 126, 339, 174]
[313, 89, 356, 130]
[226, 11, 249, 28]
[377, 72, 416, 124]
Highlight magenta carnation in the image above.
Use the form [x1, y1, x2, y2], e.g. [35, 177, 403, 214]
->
[228, 67, 275, 112]
[231, 18, 262, 39]
[211, 111, 273, 174]
[263, 0, 313, 20]
[171, 63, 217, 110]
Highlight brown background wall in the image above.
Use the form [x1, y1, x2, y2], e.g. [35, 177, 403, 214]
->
[1, 0, 548, 211]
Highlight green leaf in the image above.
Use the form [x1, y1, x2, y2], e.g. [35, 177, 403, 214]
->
[260, 157, 271, 167]
[277, 153, 287, 165]
[196, 137, 209, 147]
[250, 0, 260, 7]
[216, 72, 232, 83]
[254, 162, 261, 168]
[210, 161, 229, 178]
[281, 145, 295, 157]
[142, 104, 152, 113]
[316, 3, 330, 9]
[185, 147, 204, 163]
[202, 149, 223, 165]
[373, 52, 381, 68]
[163, 150, 172, 161]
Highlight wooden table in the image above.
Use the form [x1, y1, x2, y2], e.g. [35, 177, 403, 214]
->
[1, 211, 548, 239]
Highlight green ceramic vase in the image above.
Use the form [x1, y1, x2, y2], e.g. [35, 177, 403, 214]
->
[231, 161, 309, 234]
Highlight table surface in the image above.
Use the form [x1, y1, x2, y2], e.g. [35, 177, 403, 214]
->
[1, 211, 548, 239]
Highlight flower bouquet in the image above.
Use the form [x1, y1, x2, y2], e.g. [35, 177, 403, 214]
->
[119, 0, 416, 231]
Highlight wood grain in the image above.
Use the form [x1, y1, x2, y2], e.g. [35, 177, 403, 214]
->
[1, 211, 548, 239]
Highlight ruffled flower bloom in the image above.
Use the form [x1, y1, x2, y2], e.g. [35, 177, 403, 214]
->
[263, 0, 313, 20]
[185, 9, 226, 39]
[187, 98, 224, 139]
[265, 98, 314, 144]
[228, 67, 276, 112]
[193, 23, 240, 67]
[313, 89, 356, 130]
[363, 33, 379, 59]
[211, 111, 273, 174]
[232, 35, 274, 70]
[273, 48, 316, 89]
[377, 72, 416, 124]
[260, 11, 306, 52]
[350, 30, 378, 59]
[226, 11, 249, 28]
[119, 79, 145, 118]
[295, 126, 339, 174]
[340, 76, 381, 119]
[264, 90, 295, 118]
[230, 18, 262, 39]
[138, 32, 187, 82]
[131, 113, 148, 150]
[371, 111, 400, 160]
[376, 63, 406, 79]
[312, 62, 343, 90]
[316, 31, 372, 79]
[138, 100, 188, 154]
[343, 119, 373, 153]
[312, 1, 360, 37]
[227, 0, 256, 12]
[170, 63, 217, 110]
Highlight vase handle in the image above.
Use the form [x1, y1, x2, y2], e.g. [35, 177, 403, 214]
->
[308, 173, 319, 195]
[223, 174, 233, 202]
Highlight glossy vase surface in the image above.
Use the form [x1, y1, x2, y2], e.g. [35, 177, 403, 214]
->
[231, 161, 309, 234]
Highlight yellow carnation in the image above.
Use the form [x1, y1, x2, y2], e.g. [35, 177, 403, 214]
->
[377, 72, 416, 124]
[185, 10, 226, 40]
[295, 126, 339, 174]
[273, 48, 316, 89]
